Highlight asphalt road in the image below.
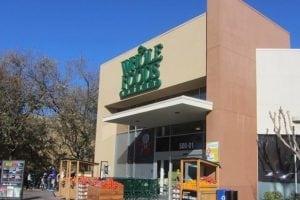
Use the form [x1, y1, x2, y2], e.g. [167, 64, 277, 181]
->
[22, 189, 60, 200]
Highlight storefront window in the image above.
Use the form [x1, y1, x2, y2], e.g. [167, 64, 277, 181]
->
[156, 137, 170, 152]
[172, 121, 205, 136]
[155, 121, 205, 152]
[184, 87, 206, 100]
[156, 126, 171, 137]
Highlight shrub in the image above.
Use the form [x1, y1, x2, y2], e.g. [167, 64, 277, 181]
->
[286, 192, 300, 200]
[263, 191, 283, 200]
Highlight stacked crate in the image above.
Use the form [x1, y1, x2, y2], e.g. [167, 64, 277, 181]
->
[87, 186, 123, 200]
[78, 183, 88, 200]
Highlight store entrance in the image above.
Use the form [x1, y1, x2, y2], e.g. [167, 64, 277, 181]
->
[154, 121, 206, 199]
[156, 159, 181, 199]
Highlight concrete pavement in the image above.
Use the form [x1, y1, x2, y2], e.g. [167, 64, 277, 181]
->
[22, 189, 60, 200]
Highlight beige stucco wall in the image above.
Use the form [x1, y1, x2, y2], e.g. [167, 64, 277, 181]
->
[94, 14, 207, 176]
[206, 0, 290, 199]
[257, 49, 300, 134]
[256, 49, 300, 199]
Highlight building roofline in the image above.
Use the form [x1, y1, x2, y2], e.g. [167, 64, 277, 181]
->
[101, 13, 206, 66]
[241, 0, 289, 35]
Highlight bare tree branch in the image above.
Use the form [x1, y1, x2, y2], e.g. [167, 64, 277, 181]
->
[269, 108, 300, 160]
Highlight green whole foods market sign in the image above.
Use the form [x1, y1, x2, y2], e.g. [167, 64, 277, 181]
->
[120, 43, 163, 99]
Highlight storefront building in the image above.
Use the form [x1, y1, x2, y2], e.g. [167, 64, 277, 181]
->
[94, 0, 292, 199]
[256, 49, 300, 199]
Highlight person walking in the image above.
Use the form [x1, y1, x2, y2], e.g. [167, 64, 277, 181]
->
[47, 173, 52, 190]
[40, 172, 47, 190]
[50, 169, 57, 191]
[26, 172, 33, 190]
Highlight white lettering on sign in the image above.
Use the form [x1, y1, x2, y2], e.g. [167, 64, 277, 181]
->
[179, 142, 194, 150]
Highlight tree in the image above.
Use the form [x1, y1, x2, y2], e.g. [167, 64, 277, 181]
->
[269, 108, 300, 160]
[0, 52, 49, 160]
[257, 107, 300, 182]
[24, 55, 98, 161]
[24, 54, 98, 161]
[257, 134, 294, 181]
[47, 58, 98, 161]
[0, 51, 98, 172]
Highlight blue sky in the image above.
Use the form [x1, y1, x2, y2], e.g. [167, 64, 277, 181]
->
[0, 0, 299, 70]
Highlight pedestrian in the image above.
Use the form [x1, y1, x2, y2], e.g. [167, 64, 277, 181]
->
[40, 172, 47, 190]
[50, 168, 57, 191]
[26, 172, 32, 190]
[43, 172, 48, 189]
[47, 173, 51, 190]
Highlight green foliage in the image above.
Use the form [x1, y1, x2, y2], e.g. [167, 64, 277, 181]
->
[286, 193, 300, 200]
[0, 51, 98, 173]
[263, 191, 283, 200]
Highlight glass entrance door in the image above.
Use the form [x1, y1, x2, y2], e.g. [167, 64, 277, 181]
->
[157, 160, 168, 196]
[156, 159, 181, 199]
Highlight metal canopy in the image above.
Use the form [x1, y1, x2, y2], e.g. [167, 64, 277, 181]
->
[103, 95, 213, 128]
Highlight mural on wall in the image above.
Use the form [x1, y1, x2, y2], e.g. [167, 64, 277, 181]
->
[127, 129, 154, 164]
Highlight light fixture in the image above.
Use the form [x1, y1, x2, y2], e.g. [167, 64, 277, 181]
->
[292, 116, 300, 124]
[265, 172, 273, 177]
[279, 173, 293, 180]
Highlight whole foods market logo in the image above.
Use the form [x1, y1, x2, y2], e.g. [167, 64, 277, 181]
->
[120, 44, 163, 99]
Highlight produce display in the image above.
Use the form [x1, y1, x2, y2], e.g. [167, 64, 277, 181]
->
[78, 177, 124, 190]
[180, 159, 219, 200]
[58, 159, 100, 200]
[78, 176, 89, 185]
[182, 176, 217, 190]
[200, 176, 217, 187]
[83, 178, 124, 200]
[182, 180, 197, 190]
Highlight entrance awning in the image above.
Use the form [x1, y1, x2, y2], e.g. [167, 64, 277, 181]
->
[103, 95, 213, 128]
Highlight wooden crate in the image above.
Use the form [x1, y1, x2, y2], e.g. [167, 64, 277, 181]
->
[88, 186, 123, 200]
[78, 184, 88, 200]
[58, 182, 67, 197]
[200, 191, 216, 200]
[69, 187, 77, 199]
[180, 159, 220, 200]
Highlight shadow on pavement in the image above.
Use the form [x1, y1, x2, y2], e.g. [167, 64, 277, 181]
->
[23, 197, 42, 200]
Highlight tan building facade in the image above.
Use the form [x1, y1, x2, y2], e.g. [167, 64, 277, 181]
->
[94, 0, 290, 199]
[95, 13, 207, 176]
[206, 0, 289, 199]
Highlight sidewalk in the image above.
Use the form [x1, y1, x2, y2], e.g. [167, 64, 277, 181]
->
[22, 189, 60, 200]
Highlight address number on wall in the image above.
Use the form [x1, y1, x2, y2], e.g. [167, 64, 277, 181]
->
[179, 142, 194, 150]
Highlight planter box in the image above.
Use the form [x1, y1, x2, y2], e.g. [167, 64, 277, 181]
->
[88, 186, 123, 200]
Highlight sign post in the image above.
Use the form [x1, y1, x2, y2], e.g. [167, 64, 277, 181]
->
[0, 160, 25, 199]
